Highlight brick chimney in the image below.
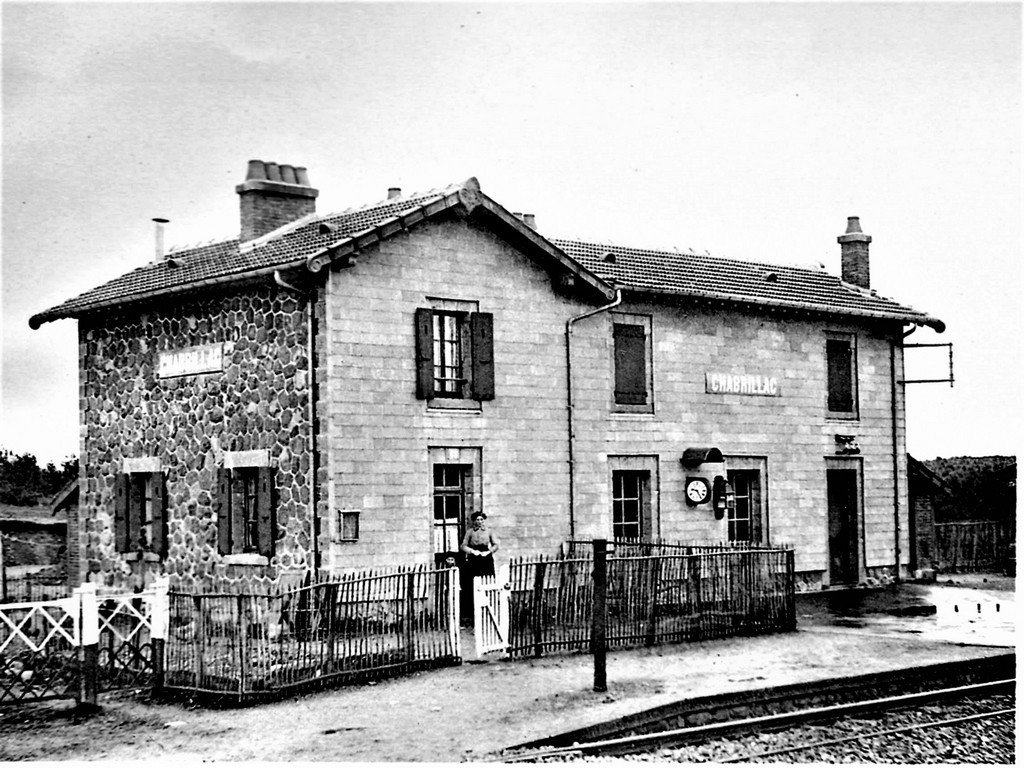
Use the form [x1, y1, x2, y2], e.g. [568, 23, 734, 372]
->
[837, 216, 871, 288]
[236, 160, 319, 242]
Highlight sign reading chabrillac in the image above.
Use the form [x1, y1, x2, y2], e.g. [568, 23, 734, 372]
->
[705, 372, 781, 397]
[158, 343, 224, 379]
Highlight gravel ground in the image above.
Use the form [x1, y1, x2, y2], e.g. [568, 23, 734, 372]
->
[535, 693, 1015, 764]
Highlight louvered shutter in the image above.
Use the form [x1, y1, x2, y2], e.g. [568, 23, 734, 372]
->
[151, 472, 167, 557]
[127, 474, 144, 550]
[470, 312, 495, 401]
[414, 308, 435, 399]
[215, 468, 232, 555]
[114, 473, 130, 553]
[613, 324, 648, 405]
[256, 466, 276, 557]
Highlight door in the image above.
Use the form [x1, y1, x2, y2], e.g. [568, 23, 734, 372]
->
[474, 565, 510, 657]
[827, 468, 860, 585]
[431, 464, 474, 621]
[727, 469, 762, 543]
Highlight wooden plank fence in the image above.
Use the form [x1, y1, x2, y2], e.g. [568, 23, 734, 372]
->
[934, 521, 1013, 572]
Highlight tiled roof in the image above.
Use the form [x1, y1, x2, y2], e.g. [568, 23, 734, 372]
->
[31, 179, 942, 331]
[30, 185, 462, 327]
[553, 239, 942, 328]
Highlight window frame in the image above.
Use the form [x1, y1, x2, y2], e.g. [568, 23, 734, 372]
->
[825, 331, 859, 420]
[611, 470, 648, 540]
[216, 464, 276, 559]
[611, 313, 654, 414]
[726, 469, 762, 543]
[114, 470, 167, 557]
[415, 302, 494, 405]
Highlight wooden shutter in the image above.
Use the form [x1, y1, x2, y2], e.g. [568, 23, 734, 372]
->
[613, 324, 648, 405]
[151, 472, 167, 557]
[114, 473, 130, 553]
[470, 312, 495, 401]
[127, 474, 143, 550]
[827, 338, 854, 412]
[215, 468, 232, 555]
[414, 308, 435, 399]
[256, 466, 276, 558]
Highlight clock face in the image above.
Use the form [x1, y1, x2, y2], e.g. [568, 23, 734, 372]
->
[686, 477, 710, 505]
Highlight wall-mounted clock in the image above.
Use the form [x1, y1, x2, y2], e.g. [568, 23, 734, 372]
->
[685, 477, 711, 506]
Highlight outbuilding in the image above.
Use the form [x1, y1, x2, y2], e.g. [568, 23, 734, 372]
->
[31, 162, 944, 593]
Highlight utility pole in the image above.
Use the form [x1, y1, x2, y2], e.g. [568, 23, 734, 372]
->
[591, 538, 608, 692]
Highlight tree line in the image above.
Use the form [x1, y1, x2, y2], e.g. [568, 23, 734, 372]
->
[0, 450, 79, 506]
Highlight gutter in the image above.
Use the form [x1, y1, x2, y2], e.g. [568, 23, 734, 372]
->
[565, 289, 622, 539]
[274, 270, 320, 573]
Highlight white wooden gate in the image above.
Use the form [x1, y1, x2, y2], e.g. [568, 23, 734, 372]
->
[474, 565, 510, 657]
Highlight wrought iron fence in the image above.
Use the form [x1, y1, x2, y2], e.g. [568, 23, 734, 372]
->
[507, 545, 795, 658]
[163, 564, 460, 700]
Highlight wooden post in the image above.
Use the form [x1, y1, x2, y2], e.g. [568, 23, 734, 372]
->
[193, 595, 205, 688]
[405, 572, 416, 663]
[532, 560, 547, 658]
[76, 583, 99, 708]
[0, 532, 6, 601]
[237, 594, 249, 697]
[150, 577, 169, 694]
[644, 556, 661, 646]
[591, 539, 607, 692]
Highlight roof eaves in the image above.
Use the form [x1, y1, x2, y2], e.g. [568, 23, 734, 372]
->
[623, 284, 945, 330]
[28, 258, 308, 329]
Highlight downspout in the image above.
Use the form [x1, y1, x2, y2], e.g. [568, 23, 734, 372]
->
[275, 270, 320, 573]
[565, 289, 622, 540]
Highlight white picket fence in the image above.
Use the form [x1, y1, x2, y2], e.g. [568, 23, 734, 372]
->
[0, 579, 169, 706]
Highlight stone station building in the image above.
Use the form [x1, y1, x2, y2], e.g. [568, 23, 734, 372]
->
[30, 162, 945, 593]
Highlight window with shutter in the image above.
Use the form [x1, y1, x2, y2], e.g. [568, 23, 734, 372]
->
[415, 305, 495, 404]
[826, 333, 858, 418]
[114, 470, 168, 557]
[215, 464, 276, 558]
[612, 319, 652, 410]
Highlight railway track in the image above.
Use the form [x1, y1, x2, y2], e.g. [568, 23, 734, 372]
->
[500, 654, 1015, 762]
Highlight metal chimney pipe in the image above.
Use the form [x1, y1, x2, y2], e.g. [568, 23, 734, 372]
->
[388, 187, 402, 200]
[152, 218, 170, 262]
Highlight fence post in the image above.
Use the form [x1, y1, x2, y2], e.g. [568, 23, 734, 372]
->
[405, 572, 416, 663]
[644, 555, 661, 646]
[237, 594, 249, 698]
[76, 582, 99, 708]
[448, 567, 461, 659]
[192, 595, 205, 688]
[150, 576, 169, 694]
[591, 538, 607, 693]
[532, 560, 547, 658]
[785, 549, 796, 631]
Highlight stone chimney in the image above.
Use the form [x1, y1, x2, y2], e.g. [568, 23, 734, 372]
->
[236, 160, 319, 242]
[837, 216, 871, 288]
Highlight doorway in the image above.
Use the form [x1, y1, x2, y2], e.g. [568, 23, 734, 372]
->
[827, 466, 861, 585]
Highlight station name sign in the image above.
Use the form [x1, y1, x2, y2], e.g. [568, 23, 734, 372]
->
[158, 342, 224, 379]
[705, 372, 781, 397]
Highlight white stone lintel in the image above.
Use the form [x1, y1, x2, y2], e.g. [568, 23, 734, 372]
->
[223, 450, 270, 469]
[123, 456, 162, 474]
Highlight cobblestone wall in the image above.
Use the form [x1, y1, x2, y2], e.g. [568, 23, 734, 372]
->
[77, 285, 314, 592]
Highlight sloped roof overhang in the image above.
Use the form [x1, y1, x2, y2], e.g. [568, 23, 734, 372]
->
[29, 179, 615, 328]
[621, 284, 946, 332]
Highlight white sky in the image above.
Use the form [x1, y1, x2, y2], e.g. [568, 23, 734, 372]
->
[1, 1, 1020, 464]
